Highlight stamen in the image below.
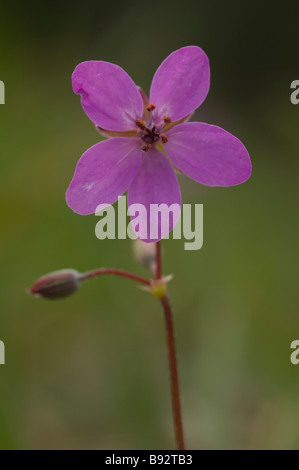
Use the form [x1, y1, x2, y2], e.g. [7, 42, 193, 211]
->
[141, 144, 152, 152]
[136, 118, 146, 130]
[146, 103, 156, 112]
[163, 116, 171, 124]
[160, 134, 168, 144]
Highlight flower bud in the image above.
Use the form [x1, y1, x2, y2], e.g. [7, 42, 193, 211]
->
[29, 269, 82, 300]
[132, 239, 156, 270]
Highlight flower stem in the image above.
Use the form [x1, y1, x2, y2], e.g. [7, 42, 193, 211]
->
[81, 268, 151, 286]
[82, 249, 185, 449]
[155, 242, 185, 450]
[155, 241, 162, 279]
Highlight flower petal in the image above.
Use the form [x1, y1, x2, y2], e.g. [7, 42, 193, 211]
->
[166, 122, 252, 186]
[149, 46, 210, 123]
[72, 61, 144, 131]
[66, 138, 142, 215]
[127, 148, 181, 242]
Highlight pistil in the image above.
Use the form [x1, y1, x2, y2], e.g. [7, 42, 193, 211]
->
[136, 105, 170, 151]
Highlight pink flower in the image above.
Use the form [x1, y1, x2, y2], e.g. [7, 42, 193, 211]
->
[66, 46, 251, 241]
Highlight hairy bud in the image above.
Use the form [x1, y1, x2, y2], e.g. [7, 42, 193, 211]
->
[29, 269, 81, 300]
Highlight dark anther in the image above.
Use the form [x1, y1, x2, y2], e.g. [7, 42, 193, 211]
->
[136, 118, 146, 130]
[142, 144, 152, 152]
[163, 116, 171, 124]
[147, 103, 156, 112]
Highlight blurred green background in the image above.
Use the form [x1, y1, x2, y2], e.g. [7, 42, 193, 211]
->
[0, 0, 299, 450]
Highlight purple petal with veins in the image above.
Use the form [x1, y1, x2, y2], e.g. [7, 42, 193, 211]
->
[127, 148, 181, 242]
[166, 122, 252, 186]
[72, 61, 143, 131]
[66, 137, 142, 215]
[150, 46, 210, 124]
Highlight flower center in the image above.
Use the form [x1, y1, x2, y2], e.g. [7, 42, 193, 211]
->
[135, 105, 170, 152]
[142, 126, 160, 145]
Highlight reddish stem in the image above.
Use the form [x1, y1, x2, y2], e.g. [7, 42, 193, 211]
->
[160, 294, 185, 450]
[155, 241, 162, 279]
[155, 242, 185, 450]
[81, 268, 151, 286]
[82, 246, 185, 449]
